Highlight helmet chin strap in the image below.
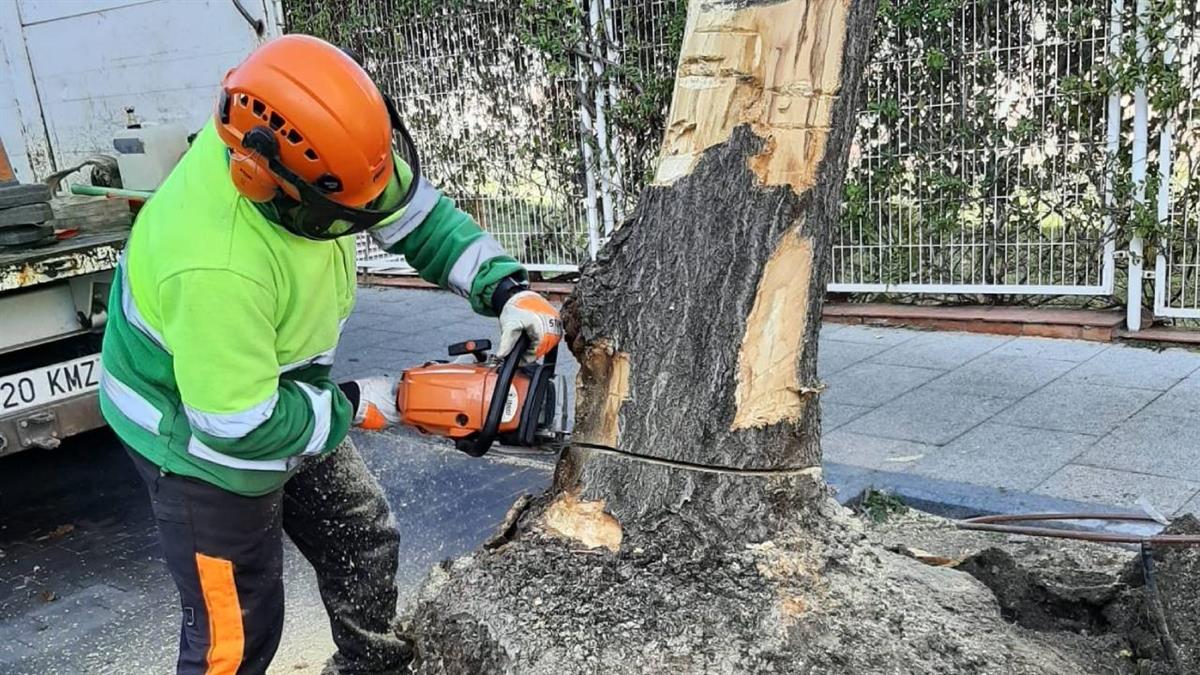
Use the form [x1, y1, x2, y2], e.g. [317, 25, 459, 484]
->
[241, 95, 422, 241]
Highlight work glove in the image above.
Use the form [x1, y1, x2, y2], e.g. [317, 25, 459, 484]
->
[347, 376, 400, 431]
[497, 290, 563, 363]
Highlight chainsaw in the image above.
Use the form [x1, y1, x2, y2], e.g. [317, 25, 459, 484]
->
[395, 333, 570, 457]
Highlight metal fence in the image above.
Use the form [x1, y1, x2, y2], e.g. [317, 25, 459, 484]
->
[292, 0, 1200, 330]
[831, 0, 1118, 295]
[1153, 0, 1200, 319]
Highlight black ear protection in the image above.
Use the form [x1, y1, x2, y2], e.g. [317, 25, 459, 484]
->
[241, 95, 422, 241]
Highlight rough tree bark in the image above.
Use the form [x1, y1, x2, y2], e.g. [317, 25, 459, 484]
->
[401, 1, 1163, 672]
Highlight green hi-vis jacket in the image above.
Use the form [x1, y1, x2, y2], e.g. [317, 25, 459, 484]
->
[99, 120, 525, 496]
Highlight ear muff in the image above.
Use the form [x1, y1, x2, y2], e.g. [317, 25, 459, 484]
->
[229, 127, 284, 203]
[229, 150, 280, 202]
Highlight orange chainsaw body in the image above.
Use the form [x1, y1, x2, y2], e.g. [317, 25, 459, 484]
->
[395, 337, 558, 457]
[397, 361, 531, 439]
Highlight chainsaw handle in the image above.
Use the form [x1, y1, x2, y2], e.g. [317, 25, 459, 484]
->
[456, 332, 530, 457]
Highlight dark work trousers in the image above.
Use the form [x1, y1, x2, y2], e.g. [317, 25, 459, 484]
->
[128, 438, 410, 675]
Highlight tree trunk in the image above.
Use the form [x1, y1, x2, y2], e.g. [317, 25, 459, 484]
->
[556, 0, 861, 544]
[400, 1, 1163, 672]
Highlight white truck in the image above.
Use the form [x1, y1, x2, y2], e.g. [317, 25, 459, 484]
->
[0, 0, 282, 456]
[0, 201, 125, 453]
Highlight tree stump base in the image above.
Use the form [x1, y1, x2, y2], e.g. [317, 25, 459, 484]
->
[402, 499, 1131, 674]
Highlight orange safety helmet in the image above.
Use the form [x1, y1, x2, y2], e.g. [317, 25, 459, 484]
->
[215, 34, 421, 239]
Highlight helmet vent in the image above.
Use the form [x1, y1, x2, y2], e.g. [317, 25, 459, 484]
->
[304, 149, 319, 161]
[269, 112, 285, 130]
[238, 95, 249, 107]
[286, 129, 303, 144]
[251, 100, 266, 117]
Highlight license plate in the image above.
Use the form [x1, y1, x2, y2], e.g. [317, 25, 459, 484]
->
[0, 353, 102, 416]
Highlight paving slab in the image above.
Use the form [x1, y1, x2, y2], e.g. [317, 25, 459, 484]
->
[1061, 343, 1200, 391]
[988, 335, 1110, 362]
[1141, 376, 1200, 419]
[1177, 493, 1200, 517]
[869, 330, 1012, 370]
[821, 324, 923, 346]
[820, 402, 873, 431]
[1076, 412, 1200, 483]
[842, 387, 1013, 445]
[923, 353, 1077, 399]
[817, 338, 889, 378]
[822, 361, 944, 407]
[908, 422, 1095, 491]
[993, 381, 1160, 435]
[822, 431, 938, 472]
[1033, 464, 1200, 515]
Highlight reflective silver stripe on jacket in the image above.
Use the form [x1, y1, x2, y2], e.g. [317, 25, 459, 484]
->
[100, 369, 163, 434]
[119, 260, 168, 350]
[447, 234, 506, 298]
[184, 392, 279, 439]
[186, 437, 301, 472]
[369, 177, 441, 250]
[295, 382, 332, 456]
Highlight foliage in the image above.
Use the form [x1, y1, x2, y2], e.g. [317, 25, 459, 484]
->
[838, 0, 1200, 308]
[858, 488, 909, 524]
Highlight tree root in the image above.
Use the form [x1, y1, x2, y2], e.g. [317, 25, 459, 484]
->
[399, 499, 1185, 674]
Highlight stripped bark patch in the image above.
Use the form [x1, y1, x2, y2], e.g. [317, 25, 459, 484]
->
[540, 490, 623, 553]
[572, 341, 631, 447]
[654, 0, 849, 192]
[732, 230, 814, 430]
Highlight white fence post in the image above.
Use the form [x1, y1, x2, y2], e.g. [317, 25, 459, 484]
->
[1127, 0, 1149, 331]
[576, 54, 604, 261]
[1153, 12, 1179, 317]
[588, 0, 618, 239]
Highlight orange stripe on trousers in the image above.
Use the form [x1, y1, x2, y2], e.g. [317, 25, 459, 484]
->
[195, 553, 245, 675]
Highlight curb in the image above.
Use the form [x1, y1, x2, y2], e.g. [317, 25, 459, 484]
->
[824, 462, 1163, 538]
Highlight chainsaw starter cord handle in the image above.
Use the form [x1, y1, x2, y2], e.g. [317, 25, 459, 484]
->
[457, 332, 530, 457]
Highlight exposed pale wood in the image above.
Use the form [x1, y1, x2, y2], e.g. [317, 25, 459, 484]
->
[732, 230, 815, 430]
[655, 0, 849, 192]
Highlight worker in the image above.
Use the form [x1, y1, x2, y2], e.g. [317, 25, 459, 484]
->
[98, 35, 561, 675]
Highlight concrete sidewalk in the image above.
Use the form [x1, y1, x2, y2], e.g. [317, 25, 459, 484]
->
[349, 286, 1200, 517]
[822, 322, 1200, 516]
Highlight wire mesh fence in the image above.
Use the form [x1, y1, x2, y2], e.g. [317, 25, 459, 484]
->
[1154, 0, 1200, 318]
[832, 0, 1118, 294]
[286, 0, 1199, 325]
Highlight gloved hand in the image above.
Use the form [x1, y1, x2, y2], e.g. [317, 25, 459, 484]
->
[497, 290, 562, 363]
[348, 376, 400, 431]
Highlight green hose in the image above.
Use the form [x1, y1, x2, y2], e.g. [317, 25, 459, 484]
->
[70, 184, 154, 201]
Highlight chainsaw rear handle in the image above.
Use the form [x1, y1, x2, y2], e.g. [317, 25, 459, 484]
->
[455, 333, 529, 457]
[454, 333, 560, 457]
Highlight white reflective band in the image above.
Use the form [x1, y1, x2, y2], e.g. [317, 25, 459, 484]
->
[447, 234, 506, 298]
[119, 261, 168, 350]
[369, 177, 441, 249]
[295, 382, 333, 456]
[100, 369, 163, 434]
[184, 392, 278, 439]
[186, 437, 300, 472]
[280, 346, 337, 373]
